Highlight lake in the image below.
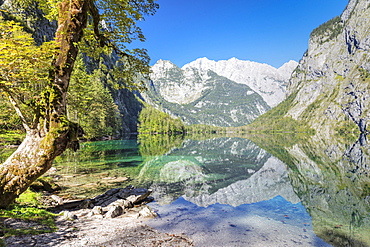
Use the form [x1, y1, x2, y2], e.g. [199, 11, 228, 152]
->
[54, 134, 370, 247]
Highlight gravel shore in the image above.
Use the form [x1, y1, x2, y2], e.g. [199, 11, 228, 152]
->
[4, 205, 193, 247]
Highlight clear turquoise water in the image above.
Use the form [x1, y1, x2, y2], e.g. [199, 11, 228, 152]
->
[55, 134, 370, 246]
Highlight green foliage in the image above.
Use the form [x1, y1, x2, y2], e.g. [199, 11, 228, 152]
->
[242, 92, 314, 133]
[15, 189, 42, 206]
[0, 0, 158, 209]
[138, 102, 227, 135]
[0, 97, 22, 130]
[185, 124, 226, 134]
[0, 190, 57, 237]
[359, 67, 370, 81]
[0, 18, 54, 86]
[138, 103, 185, 134]
[76, 0, 159, 91]
[310, 16, 343, 44]
[335, 119, 360, 142]
[0, 1, 158, 138]
[335, 74, 345, 81]
[0, 18, 55, 129]
[0, 130, 24, 147]
[67, 56, 121, 139]
[299, 98, 324, 121]
[0, 147, 15, 164]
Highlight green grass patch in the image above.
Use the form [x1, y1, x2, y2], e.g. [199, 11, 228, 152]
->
[0, 190, 58, 237]
[238, 91, 314, 134]
[16, 190, 42, 207]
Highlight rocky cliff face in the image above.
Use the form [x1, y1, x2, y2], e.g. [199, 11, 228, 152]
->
[183, 57, 298, 107]
[0, 0, 56, 44]
[284, 0, 370, 136]
[145, 58, 296, 127]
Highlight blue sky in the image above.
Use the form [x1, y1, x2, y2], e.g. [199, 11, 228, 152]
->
[135, 0, 349, 68]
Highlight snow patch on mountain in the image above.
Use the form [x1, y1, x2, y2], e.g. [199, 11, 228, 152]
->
[182, 57, 298, 107]
[151, 60, 212, 104]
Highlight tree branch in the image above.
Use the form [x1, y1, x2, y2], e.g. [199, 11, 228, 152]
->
[88, 0, 106, 47]
[3, 88, 31, 132]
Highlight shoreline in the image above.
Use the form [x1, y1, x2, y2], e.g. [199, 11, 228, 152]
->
[3, 186, 194, 247]
[4, 205, 193, 247]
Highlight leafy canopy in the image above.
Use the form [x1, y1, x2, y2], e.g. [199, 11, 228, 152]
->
[0, 18, 54, 91]
[0, 0, 158, 132]
[29, 0, 159, 90]
[0, 18, 56, 130]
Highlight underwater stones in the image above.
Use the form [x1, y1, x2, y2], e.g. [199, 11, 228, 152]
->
[30, 177, 61, 192]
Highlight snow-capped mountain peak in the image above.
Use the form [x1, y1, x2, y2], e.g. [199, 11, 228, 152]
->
[182, 57, 298, 107]
[146, 59, 272, 127]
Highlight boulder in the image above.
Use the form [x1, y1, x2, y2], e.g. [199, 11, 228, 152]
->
[105, 205, 123, 218]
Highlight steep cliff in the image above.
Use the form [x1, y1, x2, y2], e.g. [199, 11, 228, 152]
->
[0, 0, 56, 44]
[143, 59, 297, 127]
[263, 0, 370, 136]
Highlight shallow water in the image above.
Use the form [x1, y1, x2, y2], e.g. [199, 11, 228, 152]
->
[54, 134, 370, 246]
[148, 196, 331, 247]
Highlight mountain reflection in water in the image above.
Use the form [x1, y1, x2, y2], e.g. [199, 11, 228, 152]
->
[54, 134, 370, 247]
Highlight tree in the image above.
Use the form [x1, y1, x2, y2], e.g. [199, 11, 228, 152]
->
[0, 0, 158, 208]
[67, 55, 121, 139]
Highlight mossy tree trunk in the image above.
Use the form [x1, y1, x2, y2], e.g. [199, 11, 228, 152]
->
[0, 0, 88, 208]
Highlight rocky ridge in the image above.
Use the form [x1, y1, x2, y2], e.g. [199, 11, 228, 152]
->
[182, 57, 298, 107]
[144, 58, 297, 127]
[144, 61, 271, 127]
[282, 0, 370, 136]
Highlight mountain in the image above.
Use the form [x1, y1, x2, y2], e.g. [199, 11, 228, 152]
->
[252, 0, 370, 137]
[143, 60, 271, 127]
[183, 57, 298, 107]
[144, 58, 296, 127]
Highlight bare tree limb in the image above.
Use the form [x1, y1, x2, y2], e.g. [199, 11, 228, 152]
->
[3, 88, 31, 132]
